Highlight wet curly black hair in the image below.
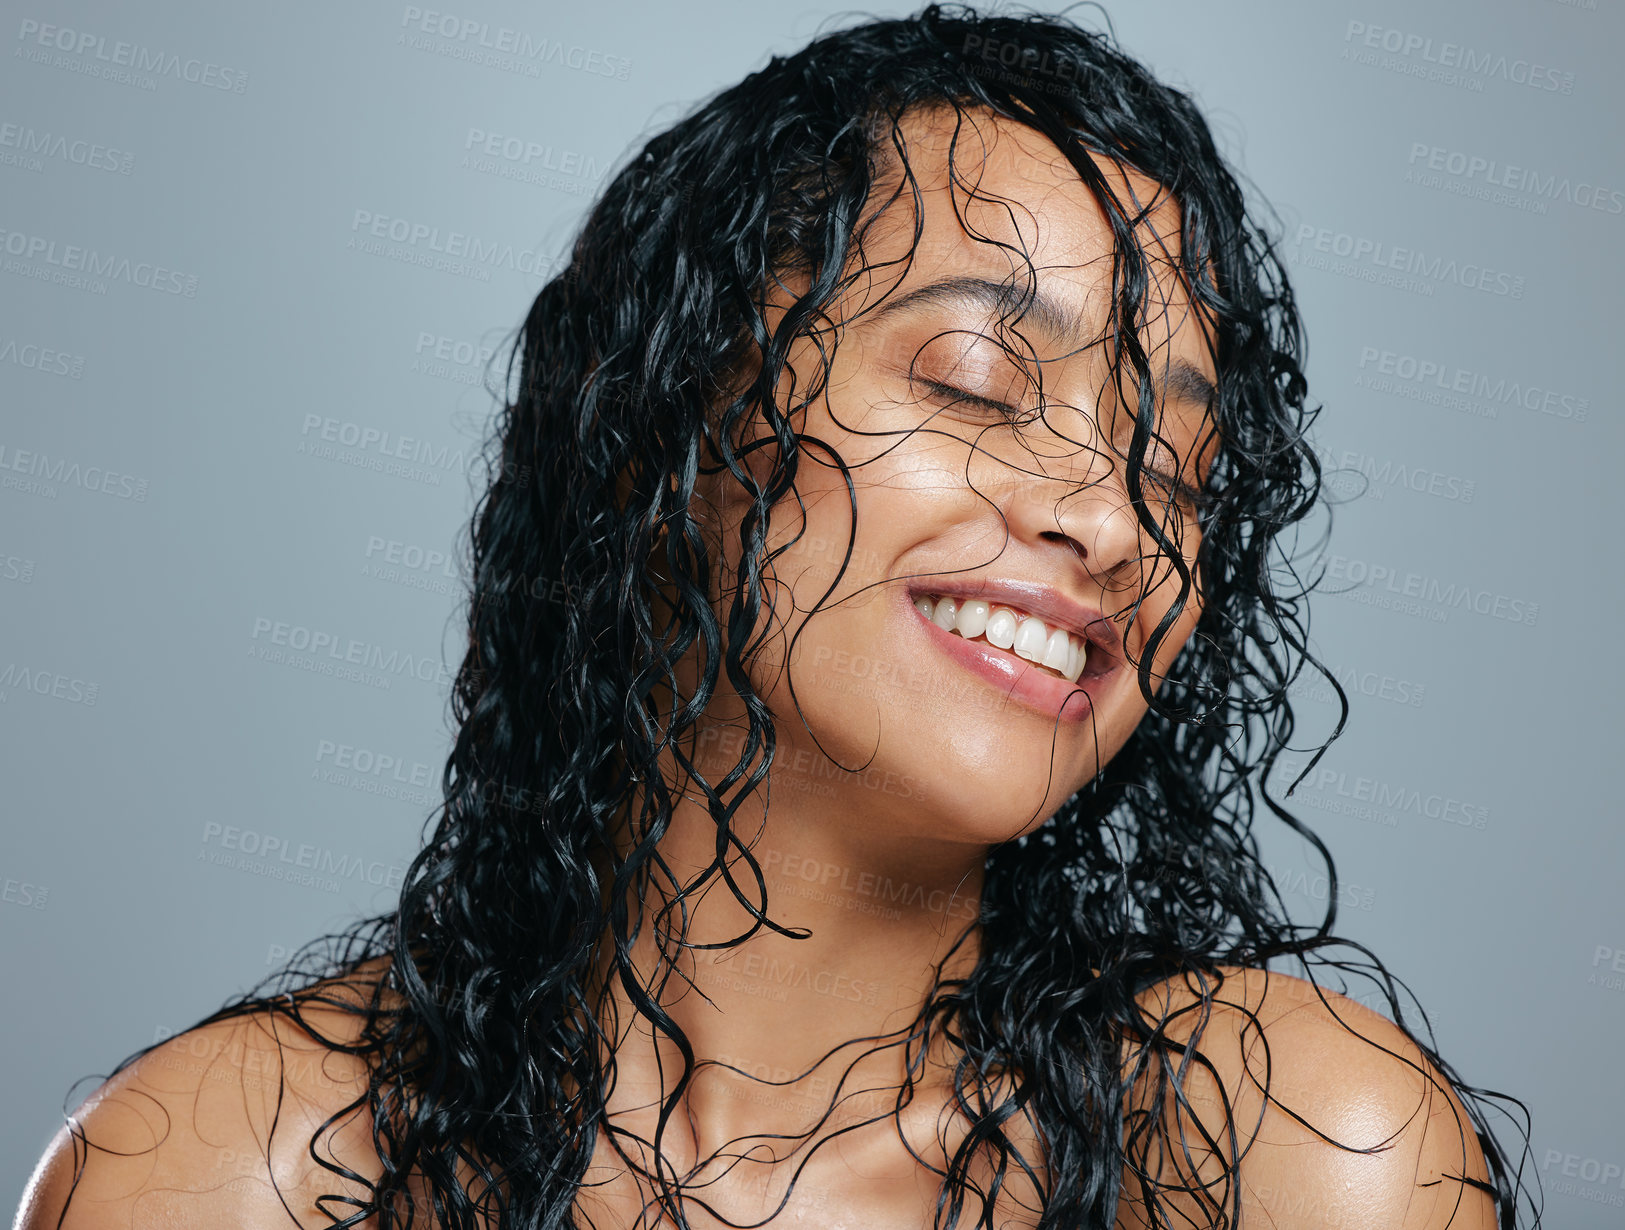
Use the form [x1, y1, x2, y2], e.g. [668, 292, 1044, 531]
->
[50, 4, 1539, 1228]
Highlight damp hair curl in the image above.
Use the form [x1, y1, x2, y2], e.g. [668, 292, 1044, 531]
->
[54, 4, 1539, 1228]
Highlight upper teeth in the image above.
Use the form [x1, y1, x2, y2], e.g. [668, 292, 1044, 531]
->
[913, 593, 1090, 683]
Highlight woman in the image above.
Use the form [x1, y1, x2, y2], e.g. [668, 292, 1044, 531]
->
[17, 4, 1536, 1227]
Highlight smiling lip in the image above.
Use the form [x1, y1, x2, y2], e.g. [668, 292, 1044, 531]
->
[898, 585, 1118, 723]
[903, 578, 1124, 668]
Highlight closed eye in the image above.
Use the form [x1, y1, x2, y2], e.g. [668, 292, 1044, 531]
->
[917, 378, 1030, 422]
[918, 379, 1214, 512]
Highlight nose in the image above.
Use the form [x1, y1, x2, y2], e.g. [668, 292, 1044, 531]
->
[973, 422, 1145, 584]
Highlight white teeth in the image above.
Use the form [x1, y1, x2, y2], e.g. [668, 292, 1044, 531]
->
[1012, 614, 1049, 662]
[1041, 627, 1073, 675]
[984, 607, 1018, 650]
[955, 599, 990, 639]
[916, 594, 1089, 684]
[1066, 635, 1085, 680]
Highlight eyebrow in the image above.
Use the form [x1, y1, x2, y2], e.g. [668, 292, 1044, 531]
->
[865, 274, 1216, 412]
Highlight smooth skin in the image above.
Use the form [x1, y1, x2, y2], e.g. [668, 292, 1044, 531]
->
[16, 104, 1496, 1229]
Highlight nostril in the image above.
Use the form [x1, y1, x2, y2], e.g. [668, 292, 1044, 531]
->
[1040, 529, 1085, 555]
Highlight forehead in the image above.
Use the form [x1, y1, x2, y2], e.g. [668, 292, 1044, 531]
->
[850, 103, 1213, 364]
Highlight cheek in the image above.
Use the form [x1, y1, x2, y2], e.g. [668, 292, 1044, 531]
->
[1137, 558, 1205, 680]
[1166, 561, 1205, 643]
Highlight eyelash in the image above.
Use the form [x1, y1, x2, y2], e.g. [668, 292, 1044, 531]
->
[918, 379, 1216, 512]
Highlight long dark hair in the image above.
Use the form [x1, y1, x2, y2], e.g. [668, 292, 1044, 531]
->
[58, 4, 1538, 1227]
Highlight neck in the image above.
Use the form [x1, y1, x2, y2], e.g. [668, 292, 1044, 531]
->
[585, 747, 990, 1169]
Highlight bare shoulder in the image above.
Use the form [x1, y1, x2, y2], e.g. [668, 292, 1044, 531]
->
[1117, 963, 1498, 1230]
[15, 968, 390, 1230]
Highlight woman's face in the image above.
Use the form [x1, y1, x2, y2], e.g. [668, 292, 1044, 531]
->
[685, 105, 1220, 855]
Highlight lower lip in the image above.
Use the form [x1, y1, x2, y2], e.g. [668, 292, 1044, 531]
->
[901, 590, 1107, 723]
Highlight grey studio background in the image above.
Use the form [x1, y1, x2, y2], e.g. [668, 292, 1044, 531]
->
[2, 0, 1620, 1220]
